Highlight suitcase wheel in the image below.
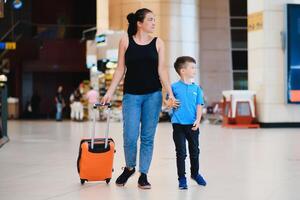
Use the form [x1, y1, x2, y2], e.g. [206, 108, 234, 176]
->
[80, 179, 86, 185]
[105, 178, 111, 184]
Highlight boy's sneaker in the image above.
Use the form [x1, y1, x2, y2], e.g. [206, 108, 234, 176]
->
[138, 173, 151, 189]
[178, 177, 188, 190]
[191, 174, 207, 186]
[115, 167, 135, 186]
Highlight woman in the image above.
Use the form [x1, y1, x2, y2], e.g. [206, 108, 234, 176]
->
[101, 8, 177, 189]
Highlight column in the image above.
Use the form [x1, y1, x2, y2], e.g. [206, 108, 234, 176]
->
[199, 0, 233, 103]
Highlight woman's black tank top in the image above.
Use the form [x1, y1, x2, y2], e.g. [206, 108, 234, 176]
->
[124, 36, 162, 94]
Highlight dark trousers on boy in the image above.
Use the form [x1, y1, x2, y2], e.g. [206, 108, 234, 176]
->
[172, 123, 200, 178]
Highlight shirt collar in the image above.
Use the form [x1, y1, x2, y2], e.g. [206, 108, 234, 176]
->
[179, 80, 194, 86]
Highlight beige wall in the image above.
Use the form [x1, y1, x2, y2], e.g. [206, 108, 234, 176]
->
[248, 0, 300, 123]
[199, 0, 233, 103]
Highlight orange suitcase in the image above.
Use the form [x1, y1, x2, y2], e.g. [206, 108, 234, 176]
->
[77, 103, 115, 184]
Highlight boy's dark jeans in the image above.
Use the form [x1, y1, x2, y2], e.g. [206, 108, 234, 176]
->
[172, 123, 200, 178]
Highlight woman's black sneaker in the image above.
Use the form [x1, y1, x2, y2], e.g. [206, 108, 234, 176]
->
[115, 167, 135, 186]
[138, 173, 151, 189]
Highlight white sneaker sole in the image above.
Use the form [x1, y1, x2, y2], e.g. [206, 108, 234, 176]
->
[138, 184, 151, 189]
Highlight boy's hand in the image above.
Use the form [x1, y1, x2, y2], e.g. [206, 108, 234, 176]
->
[165, 97, 180, 109]
[192, 120, 200, 131]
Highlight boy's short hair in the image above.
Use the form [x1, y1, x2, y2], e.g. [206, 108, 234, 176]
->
[174, 56, 196, 75]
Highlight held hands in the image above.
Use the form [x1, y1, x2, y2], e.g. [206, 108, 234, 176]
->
[100, 93, 112, 105]
[192, 119, 200, 131]
[165, 96, 180, 109]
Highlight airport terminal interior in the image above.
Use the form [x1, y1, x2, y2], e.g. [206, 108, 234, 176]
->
[1, 0, 300, 199]
[2, 121, 300, 200]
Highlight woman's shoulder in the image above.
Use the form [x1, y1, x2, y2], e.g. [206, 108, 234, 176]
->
[120, 33, 129, 41]
[155, 37, 164, 51]
[155, 37, 164, 44]
[119, 34, 130, 50]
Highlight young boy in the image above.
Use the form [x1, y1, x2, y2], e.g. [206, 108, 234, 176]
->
[169, 56, 207, 190]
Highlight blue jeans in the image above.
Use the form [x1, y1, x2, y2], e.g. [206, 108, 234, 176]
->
[56, 103, 63, 120]
[122, 91, 162, 174]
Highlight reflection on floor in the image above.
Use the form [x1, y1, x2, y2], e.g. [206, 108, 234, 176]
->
[1, 120, 300, 200]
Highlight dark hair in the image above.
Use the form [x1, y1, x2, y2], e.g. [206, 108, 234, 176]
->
[174, 56, 196, 75]
[127, 8, 152, 36]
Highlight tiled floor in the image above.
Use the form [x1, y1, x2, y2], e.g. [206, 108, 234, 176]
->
[1, 120, 300, 200]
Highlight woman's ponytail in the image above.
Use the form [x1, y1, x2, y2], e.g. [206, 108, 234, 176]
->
[127, 13, 137, 36]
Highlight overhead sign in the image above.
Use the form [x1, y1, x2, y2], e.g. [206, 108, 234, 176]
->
[0, 42, 16, 50]
[96, 34, 106, 47]
[248, 12, 263, 32]
[5, 42, 16, 50]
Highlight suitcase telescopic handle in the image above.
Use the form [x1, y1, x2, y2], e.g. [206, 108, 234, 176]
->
[91, 102, 111, 149]
[93, 103, 112, 109]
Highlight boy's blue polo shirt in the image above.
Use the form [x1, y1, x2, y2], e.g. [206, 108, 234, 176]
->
[171, 81, 204, 125]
